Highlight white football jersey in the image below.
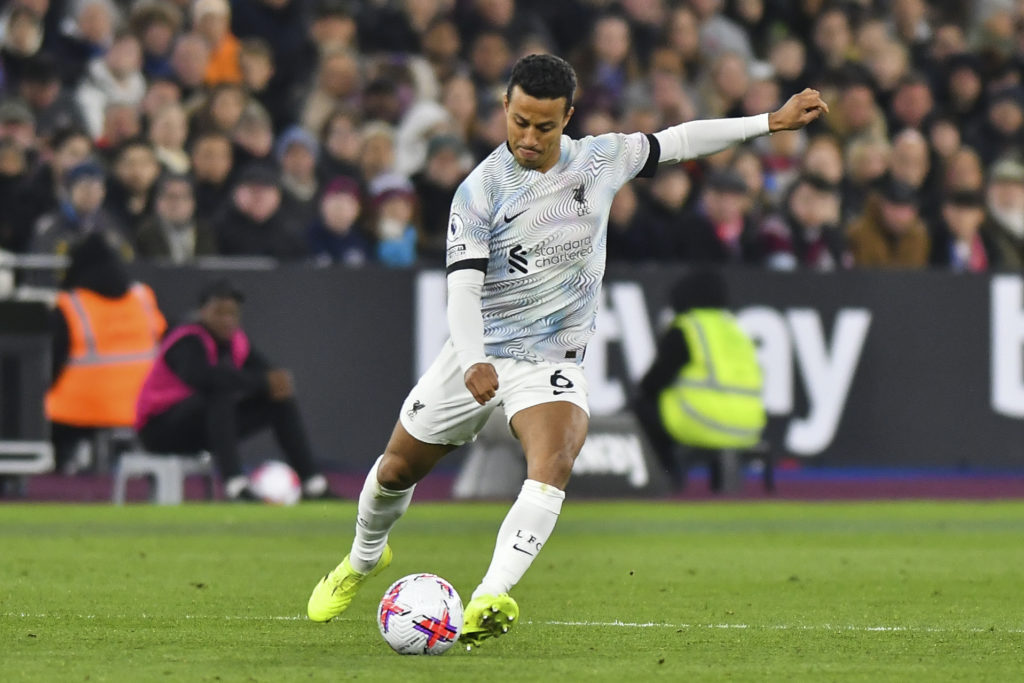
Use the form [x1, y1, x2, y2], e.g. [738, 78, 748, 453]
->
[446, 133, 655, 364]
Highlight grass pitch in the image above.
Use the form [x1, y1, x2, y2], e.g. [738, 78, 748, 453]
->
[2, 500, 1023, 682]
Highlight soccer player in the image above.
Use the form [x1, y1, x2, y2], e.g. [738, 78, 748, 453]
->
[307, 54, 827, 646]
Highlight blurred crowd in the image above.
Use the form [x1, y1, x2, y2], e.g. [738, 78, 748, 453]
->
[0, 0, 1022, 272]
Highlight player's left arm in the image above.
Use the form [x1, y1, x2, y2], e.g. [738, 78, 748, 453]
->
[653, 88, 829, 164]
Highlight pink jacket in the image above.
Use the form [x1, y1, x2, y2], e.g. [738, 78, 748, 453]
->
[135, 323, 249, 430]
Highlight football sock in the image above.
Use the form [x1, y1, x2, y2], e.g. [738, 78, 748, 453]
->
[472, 479, 564, 599]
[349, 455, 414, 573]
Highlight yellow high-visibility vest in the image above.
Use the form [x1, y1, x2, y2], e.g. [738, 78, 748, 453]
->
[658, 310, 766, 449]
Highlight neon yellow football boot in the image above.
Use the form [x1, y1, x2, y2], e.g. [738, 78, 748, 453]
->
[461, 593, 519, 649]
[307, 545, 393, 622]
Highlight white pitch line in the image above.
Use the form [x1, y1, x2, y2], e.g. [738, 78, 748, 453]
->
[3, 613, 1022, 634]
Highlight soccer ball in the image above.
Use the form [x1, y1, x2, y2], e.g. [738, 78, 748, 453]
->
[249, 460, 301, 506]
[377, 573, 463, 655]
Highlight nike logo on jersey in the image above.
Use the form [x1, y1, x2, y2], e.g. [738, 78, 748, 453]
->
[503, 209, 528, 223]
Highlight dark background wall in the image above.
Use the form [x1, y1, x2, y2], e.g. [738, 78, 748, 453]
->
[124, 264, 1024, 472]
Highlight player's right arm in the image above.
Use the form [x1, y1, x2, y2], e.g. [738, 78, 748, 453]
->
[445, 174, 498, 405]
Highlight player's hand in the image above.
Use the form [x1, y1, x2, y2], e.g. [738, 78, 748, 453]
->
[768, 88, 829, 132]
[464, 363, 499, 405]
[267, 369, 294, 401]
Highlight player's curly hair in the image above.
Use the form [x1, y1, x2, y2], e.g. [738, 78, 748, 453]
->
[506, 54, 577, 113]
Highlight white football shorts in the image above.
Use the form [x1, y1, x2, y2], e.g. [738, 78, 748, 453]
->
[398, 340, 590, 446]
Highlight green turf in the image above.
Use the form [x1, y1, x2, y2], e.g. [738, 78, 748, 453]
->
[2, 500, 1023, 682]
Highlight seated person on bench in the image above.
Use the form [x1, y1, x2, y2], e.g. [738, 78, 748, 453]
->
[134, 279, 336, 501]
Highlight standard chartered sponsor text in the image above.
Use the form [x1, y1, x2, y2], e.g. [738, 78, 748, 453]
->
[534, 237, 594, 267]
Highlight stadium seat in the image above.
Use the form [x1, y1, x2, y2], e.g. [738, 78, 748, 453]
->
[111, 451, 216, 505]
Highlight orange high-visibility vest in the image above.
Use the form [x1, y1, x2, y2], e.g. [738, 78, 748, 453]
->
[45, 284, 167, 427]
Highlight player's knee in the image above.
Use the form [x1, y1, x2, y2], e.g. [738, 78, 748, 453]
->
[529, 450, 576, 488]
[377, 452, 419, 490]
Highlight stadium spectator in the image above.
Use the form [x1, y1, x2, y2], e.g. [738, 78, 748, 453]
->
[231, 101, 275, 166]
[636, 163, 692, 262]
[865, 39, 912, 107]
[633, 269, 765, 491]
[1, 5, 46, 93]
[889, 128, 935, 208]
[664, 4, 704, 84]
[49, 0, 118, 87]
[191, 82, 248, 137]
[440, 73, 479, 145]
[846, 179, 931, 269]
[147, 102, 189, 174]
[46, 232, 166, 473]
[230, 0, 317, 101]
[703, 51, 750, 118]
[572, 13, 640, 106]
[942, 53, 985, 130]
[128, 0, 182, 81]
[189, 130, 235, 224]
[468, 30, 513, 109]
[316, 107, 361, 182]
[29, 159, 132, 262]
[192, 0, 241, 87]
[136, 173, 216, 263]
[358, 121, 396, 185]
[276, 125, 320, 231]
[309, 1, 357, 55]
[930, 190, 998, 272]
[0, 98, 38, 153]
[800, 134, 845, 186]
[94, 101, 143, 155]
[690, 0, 752, 62]
[888, 73, 935, 133]
[300, 48, 362, 136]
[239, 37, 295, 133]
[0, 138, 35, 253]
[411, 135, 471, 258]
[368, 172, 418, 268]
[307, 175, 369, 266]
[841, 135, 891, 221]
[981, 157, 1024, 268]
[926, 116, 962, 166]
[941, 146, 986, 194]
[169, 32, 211, 100]
[809, 6, 855, 85]
[135, 279, 335, 501]
[21, 127, 95, 232]
[755, 127, 805, 200]
[213, 162, 306, 260]
[827, 73, 887, 145]
[17, 54, 88, 142]
[75, 31, 146, 140]
[968, 86, 1024, 165]
[731, 146, 772, 225]
[103, 137, 161, 236]
[759, 173, 848, 271]
[420, 15, 463, 85]
[680, 168, 761, 264]
[139, 75, 183, 122]
[605, 179, 662, 263]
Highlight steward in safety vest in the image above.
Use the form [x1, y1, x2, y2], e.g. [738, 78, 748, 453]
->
[46, 234, 166, 471]
[658, 309, 765, 449]
[634, 269, 765, 489]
